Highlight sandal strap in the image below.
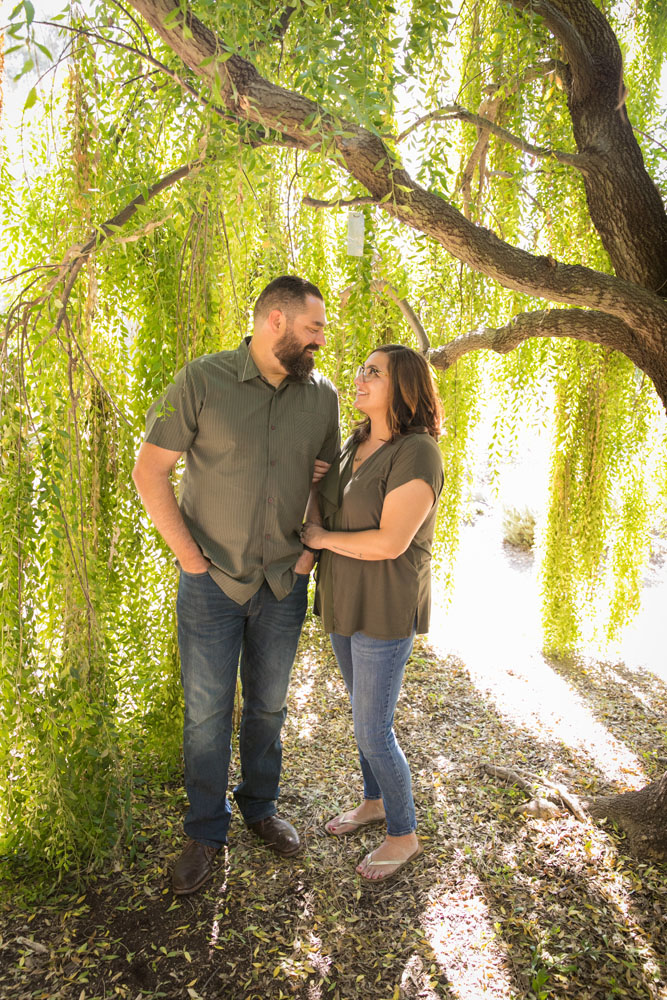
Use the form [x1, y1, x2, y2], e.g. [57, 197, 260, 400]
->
[331, 813, 361, 828]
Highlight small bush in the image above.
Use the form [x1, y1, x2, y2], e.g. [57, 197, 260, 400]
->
[502, 505, 536, 549]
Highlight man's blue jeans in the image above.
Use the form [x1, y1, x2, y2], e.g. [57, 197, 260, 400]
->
[330, 630, 416, 837]
[177, 569, 309, 847]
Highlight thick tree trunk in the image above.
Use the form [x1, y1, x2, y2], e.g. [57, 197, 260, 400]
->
[512, 0, 667, 294]
[587, 772, 667, 860]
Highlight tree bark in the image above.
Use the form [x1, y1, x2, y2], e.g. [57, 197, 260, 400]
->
[509, 0, 667, 293]
[587, 772, 667, 859]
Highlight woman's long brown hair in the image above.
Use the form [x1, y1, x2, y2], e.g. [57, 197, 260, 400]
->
[352, 344, 443, 444]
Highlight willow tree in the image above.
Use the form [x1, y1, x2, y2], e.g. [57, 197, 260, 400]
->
[2, 0, 666, 866]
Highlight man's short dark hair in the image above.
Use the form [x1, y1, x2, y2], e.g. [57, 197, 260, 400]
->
[253, 275, 323, 324]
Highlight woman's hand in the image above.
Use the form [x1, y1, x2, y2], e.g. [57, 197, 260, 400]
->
[311, 459, 331, 484]
[301, 521, 328, 549]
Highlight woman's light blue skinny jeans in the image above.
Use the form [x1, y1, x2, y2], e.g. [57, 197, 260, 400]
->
[330, 629, 416, 837]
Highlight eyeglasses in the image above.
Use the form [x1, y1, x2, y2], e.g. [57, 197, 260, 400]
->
[356, 363, 388, 382]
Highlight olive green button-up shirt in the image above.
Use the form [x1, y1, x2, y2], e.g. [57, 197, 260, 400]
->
[144, 337, 339, 603]
[314, 432, 444, 639]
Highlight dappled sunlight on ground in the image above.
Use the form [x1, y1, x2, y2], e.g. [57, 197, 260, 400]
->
[421, 875, 515, 999]
[207, 849, 231, 953]
[429, 513, 660, 789]
[290, 649, 320, 741]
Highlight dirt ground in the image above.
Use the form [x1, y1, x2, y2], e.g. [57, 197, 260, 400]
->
[1, 511, 666, 1000]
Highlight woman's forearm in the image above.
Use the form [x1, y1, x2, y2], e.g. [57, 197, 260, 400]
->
[301, 479, 435, 562]
[302, 524, 403, 561]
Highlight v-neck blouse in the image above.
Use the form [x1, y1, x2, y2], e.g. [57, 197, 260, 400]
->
[314, 431, 444, 639]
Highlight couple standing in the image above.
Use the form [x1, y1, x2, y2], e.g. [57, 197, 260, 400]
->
[133, 275, 443, 892]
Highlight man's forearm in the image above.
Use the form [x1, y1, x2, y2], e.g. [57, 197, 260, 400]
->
[132, 468, 208, 573]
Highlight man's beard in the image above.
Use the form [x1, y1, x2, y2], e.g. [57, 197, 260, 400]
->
[274, 324, 317, 379]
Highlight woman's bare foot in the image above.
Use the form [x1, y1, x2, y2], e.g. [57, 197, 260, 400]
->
[325, 799, 386, 836]
[356, 833, 421, 881]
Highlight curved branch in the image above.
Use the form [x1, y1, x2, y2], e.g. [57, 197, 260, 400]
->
[370, 280, 430, 353]
[339, 280, 430, 353]
[38, 19, 308, 150]
[37, 20, 217, 115]
[1, 157, 204, 369]
[429, 309, 651, 373]
[509, 0, 597, 95]
[397, 104, 587, 171]
[302, 194, 377, 209]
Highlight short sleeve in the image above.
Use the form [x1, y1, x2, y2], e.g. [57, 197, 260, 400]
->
[385, 434, 444, 501]
[144, 362, 205, 453]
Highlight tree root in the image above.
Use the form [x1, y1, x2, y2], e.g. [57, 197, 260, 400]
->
[482, 764, 667, 861]
[481, 763, 587, 822]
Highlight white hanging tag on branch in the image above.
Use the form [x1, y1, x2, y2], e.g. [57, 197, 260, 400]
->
[346, 211, 365, 256]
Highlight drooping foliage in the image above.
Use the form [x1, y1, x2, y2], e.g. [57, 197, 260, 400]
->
[0, 0, 666, 870]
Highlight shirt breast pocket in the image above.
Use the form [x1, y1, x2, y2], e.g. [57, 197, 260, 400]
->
[291, 408, 329, 456]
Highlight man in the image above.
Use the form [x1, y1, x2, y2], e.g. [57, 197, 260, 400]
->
[132, 276, 339, 895]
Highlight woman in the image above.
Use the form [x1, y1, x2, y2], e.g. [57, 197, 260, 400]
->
[301, 344, 444, 883]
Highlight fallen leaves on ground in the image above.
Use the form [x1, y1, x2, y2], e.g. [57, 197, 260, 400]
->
[1, 617, 666, 1000]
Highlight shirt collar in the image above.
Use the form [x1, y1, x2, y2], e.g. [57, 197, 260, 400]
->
[236, 337, 261, 382]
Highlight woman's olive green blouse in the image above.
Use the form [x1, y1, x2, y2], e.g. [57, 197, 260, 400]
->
[314, 431, 444, 639]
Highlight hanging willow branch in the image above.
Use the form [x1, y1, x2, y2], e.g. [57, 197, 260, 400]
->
[1, 157, 205, 365]
[339, 280, 430, 353]
[396, 104, 588, 171]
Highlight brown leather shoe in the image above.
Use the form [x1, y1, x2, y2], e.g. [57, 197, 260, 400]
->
[248, 815, 301, 857]
[172, 839, 220, 895]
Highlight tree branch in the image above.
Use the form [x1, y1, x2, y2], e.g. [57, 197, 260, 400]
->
[37, 20, 222, 119]
[452, 60, 570, 219]
[2, 157, 205, 366]
[481, 763, 587, 822]
[508, 0, 597, 95]
[39, 19, 309, 152]
[302, 194, 378, 209]
[397, 105, 586, 171]
[371, 280, 430, 353]
[339, 280, 430, 353]
[429, 309, 650, 373]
